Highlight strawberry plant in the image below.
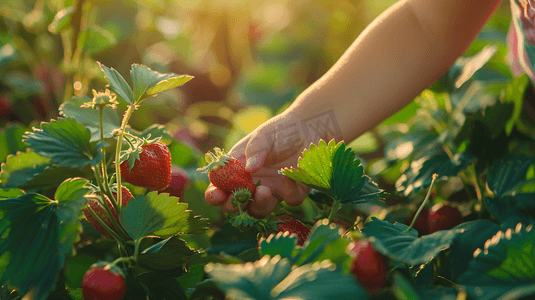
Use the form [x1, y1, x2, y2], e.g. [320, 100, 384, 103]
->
[1, 3, 535, 300]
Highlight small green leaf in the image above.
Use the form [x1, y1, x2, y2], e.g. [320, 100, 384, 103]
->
[59, 96, 121, 142]
[146, 75, 194, 97]
[0, 123, 30, 164]
[503, 74, 530, 135]
[448, 45, 498, 89]
[138, 236, 197, 271]
[126, 124, 172, 145]
[361, 217, 464, 266]
[79, 25, 117, 53]
[23, 118, 104, 168]
[119, 191, 209, 241]
[98, 62, 134, 105]
[131, 64, 193, 103]
[458, 223, 535, 285]
[392, 272, 420, 300]
[279, 139, 368, 203]
[487, 154, 535, 199]
[47, 6, 74, 34]
[396, 150, 476, 197]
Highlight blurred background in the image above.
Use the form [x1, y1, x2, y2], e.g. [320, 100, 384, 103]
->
[0, 0, 517, 223]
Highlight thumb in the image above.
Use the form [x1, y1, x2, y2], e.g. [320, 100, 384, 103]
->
[244, 131, 271, 172]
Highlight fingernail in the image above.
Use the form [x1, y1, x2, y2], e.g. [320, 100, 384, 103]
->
[246, 155, 258, 171]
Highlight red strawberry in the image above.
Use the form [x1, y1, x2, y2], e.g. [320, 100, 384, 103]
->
[348, 240, 387, 295]
[82, 262, 126, 300]
[406, 207, 430, 236]
[159, 166, 190, 200]
[120, 142, 172, 191]
[428, 203, 464, 233]
[197, 148, 256, 197]
[272, 215, 311, 246]
[83, 187, 133, 239]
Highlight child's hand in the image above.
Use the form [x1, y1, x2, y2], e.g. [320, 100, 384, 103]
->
[204, 112, 311, 219]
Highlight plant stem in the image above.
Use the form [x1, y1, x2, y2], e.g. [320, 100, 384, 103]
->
[86, 205, 127, 249]
[115, 105, 137, 210]
[98, 106, 114, 205]
[327, 197, 342, 223]
[405, 173, 439, 233]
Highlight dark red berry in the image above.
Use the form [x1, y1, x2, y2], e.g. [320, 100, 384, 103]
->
[348, 240, 387, 295]
[272, 215, 311, 246]
[427, 203, 464, 233]
[406, 207, 430, 236]
[82, 262, 126, 300]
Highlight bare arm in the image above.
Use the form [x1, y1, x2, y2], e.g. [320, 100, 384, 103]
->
[287, 0, 503, 143]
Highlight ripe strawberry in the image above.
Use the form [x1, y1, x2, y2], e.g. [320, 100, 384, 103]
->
[83, 187, 133, 239]
[159, 166, 190, 200]
[272, 215, 311, 246]
[348, 240, 387, 295]
[82, 262, 126, 300]
[428, 203, 464, 233]
[197, 148, 256, 197]
[406, 207, 430, 236]
[120, 142, 172, 191]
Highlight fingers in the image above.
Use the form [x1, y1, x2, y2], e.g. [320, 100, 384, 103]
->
[248, 186, 277, 219]
[245, 130, 271, 173]
[281, 176, 309, 206]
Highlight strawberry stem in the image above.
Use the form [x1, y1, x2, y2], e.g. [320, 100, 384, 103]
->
[404, 173, 439, 233]
[114, 104, 137, 212]
[86, 204, 128, 249]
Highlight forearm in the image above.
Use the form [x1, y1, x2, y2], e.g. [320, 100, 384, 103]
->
[287, 0, 502, 143]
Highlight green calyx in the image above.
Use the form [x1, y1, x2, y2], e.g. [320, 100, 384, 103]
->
[197, 147, 232, 173]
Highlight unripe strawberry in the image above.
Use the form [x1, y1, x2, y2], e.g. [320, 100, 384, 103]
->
[158, 166, 190, 200]
[83, 187, 133, 239]
[82, 262, 126, 300]
[348, 240, 387, 295]
[428, 203, 464, 233]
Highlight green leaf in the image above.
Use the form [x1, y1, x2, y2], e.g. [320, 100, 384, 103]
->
[343, 175, 383, 204]
[79, 25, 117, 53]
[484, 196, 531, 226]
[0, 188, 24, 199]
[448, 45, 498, 89]
[205, 255, 368, 300]
[361, 217, 464, 266]
[0, 183, 87, 300]
[0, 124, 29, 164]
[119, 191, 209, 241]
[279, 139, 367, 203]
[47, 6, 74, 34]
[130, 64, 193, 103]
[59, 96, 121, 142]
[487, 155, 535, 199]
[503, 74, 530, 135]
[392, 272, 420, 300]
[138, 236, 197, 271]
[396, 150, 476, 197]
[438, 220, 501, 281]
[0, 150, 50, 188]
[23, 118, 105, 168]
[126, 124, 172, 144]
[98, 62, 134, 105]
[259, 232, 297, 260]
[293, 219, 346, 266]
[458, 223, 535, 285]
